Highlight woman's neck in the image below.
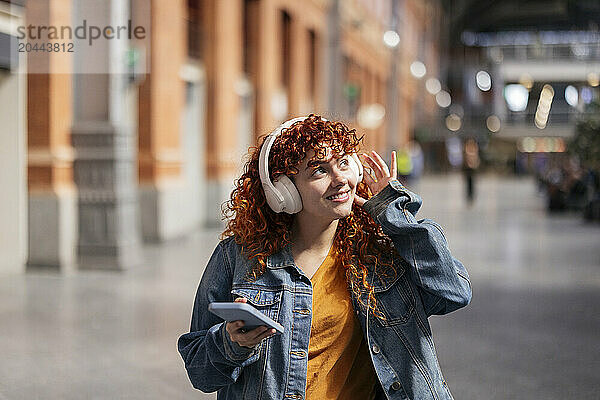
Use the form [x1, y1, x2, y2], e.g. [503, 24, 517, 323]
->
[291, 214, 339, 255]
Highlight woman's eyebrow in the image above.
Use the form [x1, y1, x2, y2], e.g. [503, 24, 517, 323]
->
[305, 154, 347, 169]
[306, 159, 332, 169]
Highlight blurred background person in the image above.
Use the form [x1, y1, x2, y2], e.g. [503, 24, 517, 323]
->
[395, 143, 413, 185]
[463, 138, 480, 204]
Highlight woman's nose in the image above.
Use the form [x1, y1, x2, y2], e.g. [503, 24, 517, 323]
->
[331, 166, 349, 185]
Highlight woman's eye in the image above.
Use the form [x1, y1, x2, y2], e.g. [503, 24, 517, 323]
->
[339, 158, 349, 167]
[311, 167, 326, 176]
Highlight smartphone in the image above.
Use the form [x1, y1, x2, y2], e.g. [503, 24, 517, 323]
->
[208, 302, 284, 335]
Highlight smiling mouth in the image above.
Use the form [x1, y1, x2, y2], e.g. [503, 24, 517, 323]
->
[326, 190, 350, 202]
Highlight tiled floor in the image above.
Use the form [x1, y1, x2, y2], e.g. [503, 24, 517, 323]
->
[1, 174, 599, 399]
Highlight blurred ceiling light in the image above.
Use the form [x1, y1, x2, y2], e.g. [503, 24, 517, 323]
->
[462, 30, 600, 48]
[383, 30, 400, 48]
[534, 85, 554, 129]
[581, 87, 593, 104]
[519, 74, 534, 90]
[461, 31, 476, 46]
[519, 137, 536, 153]
[535, 138, 547, 152]
[565, 85, 578, 107]
[537, 102, 551, 114]
[587, 72, 599, 87]
[486, 115, 501, 133]
[476, 70, 492, 91]
[357, 103, 386, 129]
[504, 84, 529, 112]
[541, 84, 555, 97]
[534, 118, 547, 130]
[435, 90, 451, 107]
[535, 112, 549, 128]
[410, 61, 426, 79]
[518, 137, 566, 153]
[445, 114, 461, 131]
[425, 78, 441, 94]
[571, 43, 590, 58]
[489, 47, 504, 63]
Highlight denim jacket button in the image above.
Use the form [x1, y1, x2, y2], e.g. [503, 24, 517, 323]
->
[371, 344, 380, 354]
[390, 381, 401, 391]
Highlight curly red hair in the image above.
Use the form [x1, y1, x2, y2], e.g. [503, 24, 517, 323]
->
[221, 114, 398, 318]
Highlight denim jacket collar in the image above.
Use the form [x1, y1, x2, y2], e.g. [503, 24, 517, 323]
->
[265, 243, 295, 270]
[263, 241, 406, 292]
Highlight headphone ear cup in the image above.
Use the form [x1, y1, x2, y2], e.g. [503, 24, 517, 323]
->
[350, 153, 363, 183]
[263, 184, 284, 213]
[273, 175, 303, 214]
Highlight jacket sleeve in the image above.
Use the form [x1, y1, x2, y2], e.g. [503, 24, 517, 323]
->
[177, 241, 262, 392]
[363, 180, 472, 317]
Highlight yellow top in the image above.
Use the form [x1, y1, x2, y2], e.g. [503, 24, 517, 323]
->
[305, 246, 378, 400]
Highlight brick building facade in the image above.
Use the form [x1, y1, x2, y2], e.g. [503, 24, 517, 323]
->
[4, 0, 444, 272]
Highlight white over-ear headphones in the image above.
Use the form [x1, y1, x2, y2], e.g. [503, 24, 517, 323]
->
[258, 116, 363, 214]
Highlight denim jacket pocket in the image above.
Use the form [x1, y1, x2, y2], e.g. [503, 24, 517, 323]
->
[231, 287, 283, 323]
[374, 275, 416, 326]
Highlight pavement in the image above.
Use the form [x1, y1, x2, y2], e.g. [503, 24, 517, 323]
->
[1, 174, 599, 399]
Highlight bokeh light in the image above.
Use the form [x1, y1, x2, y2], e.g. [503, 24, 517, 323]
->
[356, 103, 386, 129]
[436, 90, 451, 107]
[565, 85, 578, 107]
[410, 61, 426, 79]
[534, 84, 554, 129]
[581, 87, 593, 104]
[445, 113, 461, 131]
[476, 70, 492, 91]
[383, 30, 400, 48]
[425, 78, 441, 94]
[519, 73, 534, 90]
[504, 84, 529, 112]
[486, 115, 501, 132]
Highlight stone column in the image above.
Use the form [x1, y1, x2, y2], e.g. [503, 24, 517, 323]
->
[26, 0, 77, 273]
[326, 0, 343, 116]
[203, 0, 244, 226]
[71, 0, 141, 270]
[0, 2, 27, 275]
[289, 16, 311, 116]
[313, 28, 327, 113]
[255, 0, 282, 137]
[137, 0, 192, 240]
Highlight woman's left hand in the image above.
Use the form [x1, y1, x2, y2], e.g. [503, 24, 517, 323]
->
[354, 150, 397, 207]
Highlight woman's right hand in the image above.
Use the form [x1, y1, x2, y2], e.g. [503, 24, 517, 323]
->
[225, 297, 277, 348]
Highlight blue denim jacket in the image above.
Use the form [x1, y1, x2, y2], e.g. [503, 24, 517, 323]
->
[178, 180, 472, 400]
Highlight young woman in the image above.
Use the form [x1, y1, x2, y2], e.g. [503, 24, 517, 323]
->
[178, 115, 472, 400]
